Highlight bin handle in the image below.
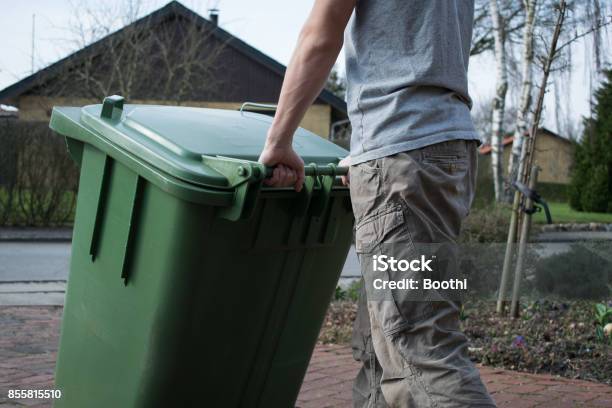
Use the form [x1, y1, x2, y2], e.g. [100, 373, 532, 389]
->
[201, 155, 347, 187]
[239, 102, 277, 114]
[264, 163, 348, 178]
[200, 155, 348, 221]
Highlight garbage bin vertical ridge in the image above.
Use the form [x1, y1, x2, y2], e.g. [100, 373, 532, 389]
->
[238, 247, 310, 407]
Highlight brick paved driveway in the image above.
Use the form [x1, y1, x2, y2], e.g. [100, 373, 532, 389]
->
[1, 307, 611, 407]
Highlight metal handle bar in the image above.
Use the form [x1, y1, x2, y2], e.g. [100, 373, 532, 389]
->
[240, 102, 277, 114]
[264, 163, 348, 178]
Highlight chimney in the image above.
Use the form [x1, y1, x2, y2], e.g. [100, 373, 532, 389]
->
[209, 8, 219, 26]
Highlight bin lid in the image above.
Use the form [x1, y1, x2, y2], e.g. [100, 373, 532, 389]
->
[52, 97, 348, 189]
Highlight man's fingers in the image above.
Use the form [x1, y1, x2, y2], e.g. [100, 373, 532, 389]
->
[277, 165, 293, 187]
[258, 143, 306, 190]
[264, 166, 280, 186]
[282, 165, 299, 187]
[278, 166, 288, 186]
[287, 166, 297, 184]
[293, 158, 305, 192]
[338, 156, 351, 186]
[263, 164, 302, 189]
[285, 166, 298, 188]
[279, 165, 289, 186]
[295, 170, 305, 192]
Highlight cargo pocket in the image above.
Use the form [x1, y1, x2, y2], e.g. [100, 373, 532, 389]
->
[354, 204, 406, 254]
[355, 204, 415, 336]
[422, 153, 468, 174]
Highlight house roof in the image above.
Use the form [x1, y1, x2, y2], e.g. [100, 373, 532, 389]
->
[0, 104, 18, 118]
[0, 1, 347, 114]
[478, 128, 571, 155]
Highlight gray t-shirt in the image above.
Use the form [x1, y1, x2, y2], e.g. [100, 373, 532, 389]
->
[344, 0, 479, 164]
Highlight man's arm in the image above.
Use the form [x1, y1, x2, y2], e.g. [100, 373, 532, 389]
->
[258, 0, 356, 191]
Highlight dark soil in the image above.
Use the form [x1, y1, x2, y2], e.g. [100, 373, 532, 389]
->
[318, 299, 612, 384]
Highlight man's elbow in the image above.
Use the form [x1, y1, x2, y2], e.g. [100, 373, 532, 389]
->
[298, 23, 344, 56]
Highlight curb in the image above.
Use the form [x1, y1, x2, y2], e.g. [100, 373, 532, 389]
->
[534, 230, 612, 243]
[0, 228, 73, 242]
[538, 222, 612, 233]
[2, 226, 612, 243]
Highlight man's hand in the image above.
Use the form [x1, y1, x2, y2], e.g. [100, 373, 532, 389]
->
[339, 156, 351, 186]
[259, 139, 305, 191]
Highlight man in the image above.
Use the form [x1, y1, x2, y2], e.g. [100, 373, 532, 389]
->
[259, 1, 496, 407]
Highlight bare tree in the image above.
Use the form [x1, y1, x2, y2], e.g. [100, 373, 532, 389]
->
[519, 0, 611, 174]
[489, 0, 510, 202]
[326, 66, 346, 99]
[506, 0, 538, 199]
[472, 96, 518, 143]
[472, 0, 496, 56]
[498, 0, 612, 316]
[482, 0, 611, 202]
[472, 0, 527, 56]
[508, 0, 568, 318]
[38, 1, 228, 104]
[2, 1, 230, 226]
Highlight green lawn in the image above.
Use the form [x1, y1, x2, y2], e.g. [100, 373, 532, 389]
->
[532, 202, 612, 224]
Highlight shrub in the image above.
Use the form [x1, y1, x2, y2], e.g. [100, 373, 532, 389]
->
[535, 245, 611, 300]
[580, 164, 611, 213]
[460, 205, 511, 243]
[569, 70, 612, 213]
[569, 142, 587, 211]
[334, 279, 362, 301]
[0, 120, 78, 226]
[536, 182, 569, 203]
[0, 119, 19, 225]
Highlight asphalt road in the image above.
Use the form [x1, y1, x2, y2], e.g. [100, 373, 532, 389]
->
[0, 241, 360, 305]
[0, 238, 605, 283]
[1, 237, 608, 305]
[0, 242, 71, 282]
[0, 242, 360, 282]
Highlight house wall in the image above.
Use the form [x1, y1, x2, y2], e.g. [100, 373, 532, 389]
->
[481, 131, 575, 185]
[533, 132, 574, 184]
[16, 95, 332, 137]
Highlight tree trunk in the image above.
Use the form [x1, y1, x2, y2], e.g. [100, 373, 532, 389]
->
[507, 0, 537, 200]
[489, 0, 508, 202]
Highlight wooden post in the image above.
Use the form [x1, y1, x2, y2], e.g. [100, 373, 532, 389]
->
[497, 191, 519, 314]
[498, 123, 534, 315]
[510, 165, 539, 318]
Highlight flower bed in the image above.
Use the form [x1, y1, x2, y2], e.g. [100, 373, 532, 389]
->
[318, 299, 612, 384]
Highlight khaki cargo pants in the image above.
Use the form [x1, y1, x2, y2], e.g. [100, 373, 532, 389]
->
[349, 140, 496, 408]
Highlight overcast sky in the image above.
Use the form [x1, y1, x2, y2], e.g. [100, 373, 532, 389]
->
[0, 0, 607, 136]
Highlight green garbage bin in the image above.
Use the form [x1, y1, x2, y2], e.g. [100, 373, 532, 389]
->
[49, 96, 353, 408]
